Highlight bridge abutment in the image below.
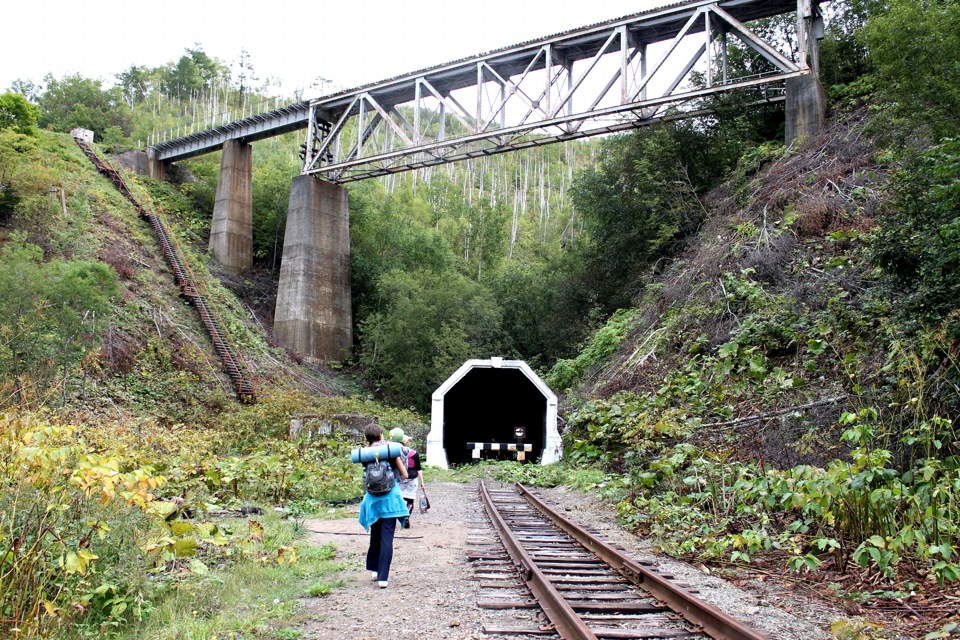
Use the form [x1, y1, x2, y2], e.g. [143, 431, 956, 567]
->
[273, 176, 352, 363]
[210, 139, 253, 273]
[146, 148, 165, 181]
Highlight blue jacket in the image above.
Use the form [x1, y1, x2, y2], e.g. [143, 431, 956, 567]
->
[358, 484, 408, 530]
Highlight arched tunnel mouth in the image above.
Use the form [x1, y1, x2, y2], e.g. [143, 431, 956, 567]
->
[441, 367, 547, 465]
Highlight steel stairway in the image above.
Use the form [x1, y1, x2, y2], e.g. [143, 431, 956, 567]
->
[75, 136, 256, 403]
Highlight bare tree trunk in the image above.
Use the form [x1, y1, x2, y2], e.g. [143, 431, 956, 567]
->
[510, 169, 520, 258]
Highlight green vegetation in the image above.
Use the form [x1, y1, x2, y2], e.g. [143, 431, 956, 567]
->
[862, 0, 960, 136]
[433, 459, 616, 493]
[3, 0, 960, 636]
[0, 92, 40, 135]
[0, 400, 413, 639]
[543, 3, 960, 635]
[872, 138, 960, 339]
[0, 234, 119, 404]
[37, 75, 132, 145]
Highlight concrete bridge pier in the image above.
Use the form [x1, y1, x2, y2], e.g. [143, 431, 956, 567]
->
[786, 0, 826, 146]
[273, 176, 352, 363]
[210, 139, 253, 273]
[785, 75, 826, 146]
[146, 148, 165, 181]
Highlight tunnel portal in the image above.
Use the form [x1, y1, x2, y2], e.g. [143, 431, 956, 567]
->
[426, 358, 560, 469]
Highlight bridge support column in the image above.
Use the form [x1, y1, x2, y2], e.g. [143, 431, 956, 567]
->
[786, 0, 826, 147]
[146, 148, 165, 181]
[273, 176, 352, 363]
[785, 75, 826, 147]
[210, 139, 253, 273]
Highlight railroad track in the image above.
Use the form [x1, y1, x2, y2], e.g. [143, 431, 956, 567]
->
[470, 481, 769, 640]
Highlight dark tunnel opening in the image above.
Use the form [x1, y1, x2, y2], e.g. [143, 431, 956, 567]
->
[442, 367, 547, 465]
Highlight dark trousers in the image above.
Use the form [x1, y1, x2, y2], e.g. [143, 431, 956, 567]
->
[366, 517, 397, 581]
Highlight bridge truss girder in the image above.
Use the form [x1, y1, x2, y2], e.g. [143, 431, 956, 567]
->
[303, 0, 812, 184]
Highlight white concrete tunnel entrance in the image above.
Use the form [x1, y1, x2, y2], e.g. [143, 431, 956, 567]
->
[426, 358, 561, 469]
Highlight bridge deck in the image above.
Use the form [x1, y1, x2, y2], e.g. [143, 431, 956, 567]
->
[150, 0, 807, 173]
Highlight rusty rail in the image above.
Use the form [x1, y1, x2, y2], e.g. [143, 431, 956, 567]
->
[478, 480, 770, 640]
[479, 481, 599, 639]
[75, 136, 256, 402]
[516, 482, 770, 639]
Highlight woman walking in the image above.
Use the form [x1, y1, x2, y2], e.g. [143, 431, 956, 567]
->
[358, 423, 408, 588]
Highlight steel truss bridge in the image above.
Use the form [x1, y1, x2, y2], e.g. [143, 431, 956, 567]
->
[150, 0, 820, 184]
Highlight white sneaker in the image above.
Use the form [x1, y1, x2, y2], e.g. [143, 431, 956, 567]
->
[370, 571, 378, 581]
[378, 581, 388, 588]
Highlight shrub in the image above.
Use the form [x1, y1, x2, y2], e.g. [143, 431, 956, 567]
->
[0, 411, 163, 637]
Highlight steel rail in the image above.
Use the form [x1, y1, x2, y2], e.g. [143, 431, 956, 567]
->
[516, 482, 769, 640]
[479, 481, 599, 640]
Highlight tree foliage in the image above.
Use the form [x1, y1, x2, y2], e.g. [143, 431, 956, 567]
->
[165, 47, 230, 100]
[861, 0, 960, 136]
[358, 269, 505, 411]
[251, 140, 299, 268]
[349, 181, 454, 322]
[115, 47, 231, 107]
[0, 92, 40, 135]
[818, 0, 879, 89]
[37, 74, 132, 139]
[570, 126, 714, 312]
[871, 139, 960, 334]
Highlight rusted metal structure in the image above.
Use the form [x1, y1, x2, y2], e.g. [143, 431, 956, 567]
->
[75, 136, 256, 402]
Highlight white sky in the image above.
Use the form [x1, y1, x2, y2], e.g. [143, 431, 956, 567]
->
[2, 1, 667, 98]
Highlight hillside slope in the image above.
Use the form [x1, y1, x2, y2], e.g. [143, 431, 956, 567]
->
[557, 109, 885, 458]
[548, 109, 960, 635]
[0, 128, 352, 421]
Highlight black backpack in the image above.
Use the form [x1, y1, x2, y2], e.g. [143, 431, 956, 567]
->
[363, 457, 395, 496]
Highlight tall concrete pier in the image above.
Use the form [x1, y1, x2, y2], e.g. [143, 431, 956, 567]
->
[786, 0, 826, 146]
[210, 139, 253, 273]
[785, 75, 827, 146]
[273, 176, 352, 363]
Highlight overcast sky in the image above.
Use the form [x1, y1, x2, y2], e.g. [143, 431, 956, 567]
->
[3, 1, 667, 98]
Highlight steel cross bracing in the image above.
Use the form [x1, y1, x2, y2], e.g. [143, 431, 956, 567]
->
[302, 0, 813, 183]
[145, 0, 819, 175]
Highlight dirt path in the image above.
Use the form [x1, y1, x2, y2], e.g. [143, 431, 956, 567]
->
[296, 480, 846, 639]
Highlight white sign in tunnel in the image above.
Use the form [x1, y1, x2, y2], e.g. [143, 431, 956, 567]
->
[426, 357, 560, 469]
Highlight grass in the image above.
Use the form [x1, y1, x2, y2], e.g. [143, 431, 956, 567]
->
[424, 459, 617, 491]
[107, 515, 346, 640]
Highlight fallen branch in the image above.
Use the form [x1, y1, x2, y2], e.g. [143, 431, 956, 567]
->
[718, 277, 740, 327]
[701, 396, 846, 428]
[623, 326, 667, 369]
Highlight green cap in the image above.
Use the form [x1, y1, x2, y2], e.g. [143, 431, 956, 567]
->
[389, 428, 405, 442]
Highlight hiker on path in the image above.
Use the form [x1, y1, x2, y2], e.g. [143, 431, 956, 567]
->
[358, 423, 408, 588]
[390, 428, 425, 527]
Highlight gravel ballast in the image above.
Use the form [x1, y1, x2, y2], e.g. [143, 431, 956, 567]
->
[297, 480, 850, 639]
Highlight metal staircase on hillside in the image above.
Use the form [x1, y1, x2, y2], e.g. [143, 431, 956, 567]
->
[75, 136, 256, 403]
